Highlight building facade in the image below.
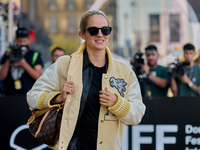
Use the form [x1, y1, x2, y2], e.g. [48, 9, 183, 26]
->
[117, 0, 200, 65]
[21, 0, 117, 52]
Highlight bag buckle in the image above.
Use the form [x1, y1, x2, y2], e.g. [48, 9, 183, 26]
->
[27, 116, 35, 125]
[57, 102, 64, 112]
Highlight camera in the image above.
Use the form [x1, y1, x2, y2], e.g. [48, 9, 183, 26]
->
[10, 45, 28, 63]
[132, 51, 145, 76]
[169, 50, 190, 77]
[170, 60, 190, 77]
[131, 51, 148, 97]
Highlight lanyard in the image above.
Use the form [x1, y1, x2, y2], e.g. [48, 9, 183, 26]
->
[188, 66, 194, 79]
[187, 66, 194, 95]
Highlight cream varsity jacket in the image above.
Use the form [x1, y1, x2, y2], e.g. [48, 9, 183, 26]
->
[27, 42, 146, 150]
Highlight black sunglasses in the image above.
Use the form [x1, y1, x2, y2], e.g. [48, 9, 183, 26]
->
[85, 26, 112, 36]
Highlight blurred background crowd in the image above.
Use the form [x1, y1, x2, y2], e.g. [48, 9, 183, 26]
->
[0, 0, 200, 98]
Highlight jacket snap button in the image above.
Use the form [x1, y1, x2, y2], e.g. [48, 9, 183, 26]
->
[70, 77, 73, 80]
[101, 119, 104, 123]
[104, 75, 108, 79]
[68, 99, 70, 102]
[65, 120, 67, 122]
[99, 141, 103, 144]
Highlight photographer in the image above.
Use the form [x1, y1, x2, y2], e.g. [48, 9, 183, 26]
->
[171, 43, 200, 97]
[132, 45, 170, 97]
[0, 27, 43, 96]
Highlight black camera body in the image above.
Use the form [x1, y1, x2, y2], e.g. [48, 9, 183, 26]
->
[134, 51, 145, 76]
[131, 51, 147, 97]
[10, 45, 28, 63]
[171, 61, 190, 77]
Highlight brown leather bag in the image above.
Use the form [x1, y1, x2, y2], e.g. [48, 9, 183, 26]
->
[27, 103, 64, 145]
[27, 56, 71, 146]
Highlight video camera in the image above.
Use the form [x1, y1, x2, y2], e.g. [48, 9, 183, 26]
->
[131, 50, 148, 97]
[170, 60, 190, 77]
[10, 45, 28, 63]
[132, 50, 145, 76]
[169, 50, 190, 77]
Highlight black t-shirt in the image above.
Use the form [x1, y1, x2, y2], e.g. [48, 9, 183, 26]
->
[1, 50, 43, 96]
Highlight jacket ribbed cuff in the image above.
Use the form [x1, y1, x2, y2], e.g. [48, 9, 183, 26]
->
[108, 93, 130, 118]
[37, 92, 61, 110]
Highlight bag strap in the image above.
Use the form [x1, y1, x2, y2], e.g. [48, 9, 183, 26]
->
[32, 51, 39, 65]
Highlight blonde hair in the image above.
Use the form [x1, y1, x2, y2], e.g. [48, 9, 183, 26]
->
[79, 10, 110, 33]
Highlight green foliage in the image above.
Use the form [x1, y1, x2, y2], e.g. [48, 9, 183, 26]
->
[49, 33, 80, 55]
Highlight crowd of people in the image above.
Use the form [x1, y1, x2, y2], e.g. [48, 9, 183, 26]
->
[0, 26, 199, 99]
[0, 27, 199, 98]
[131, 43, 200, 97]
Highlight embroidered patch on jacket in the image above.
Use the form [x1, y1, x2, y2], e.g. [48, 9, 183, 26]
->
[109, 77, 127, 97]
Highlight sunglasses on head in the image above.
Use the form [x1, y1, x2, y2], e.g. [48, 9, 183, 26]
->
[85, 26, 112, 36]
[16, 29, 29, 37]
[17, 30, 28, 35]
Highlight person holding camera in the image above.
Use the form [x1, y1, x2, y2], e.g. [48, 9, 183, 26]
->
[139, 45, 170, 97]
[171, 43, 200, 97]
[0, 27, 43, 96]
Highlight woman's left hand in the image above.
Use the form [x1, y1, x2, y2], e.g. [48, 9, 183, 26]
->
[99, 87, 117, 107]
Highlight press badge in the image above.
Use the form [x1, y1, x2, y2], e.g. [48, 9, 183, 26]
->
[14, 80, 22, 90]
[147, 90, 151, 97]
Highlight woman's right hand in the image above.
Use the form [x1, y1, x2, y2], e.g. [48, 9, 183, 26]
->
[53, 81, 75, 104]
